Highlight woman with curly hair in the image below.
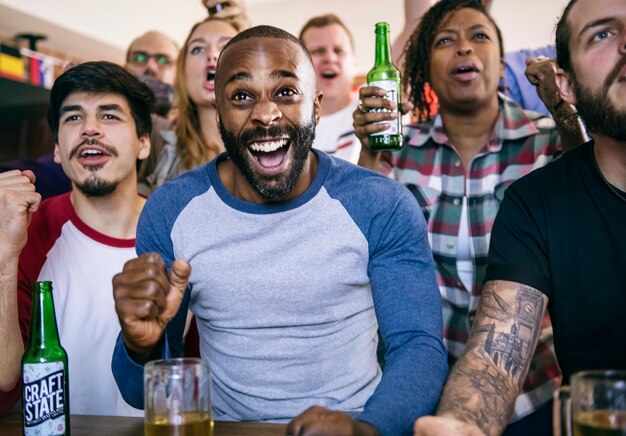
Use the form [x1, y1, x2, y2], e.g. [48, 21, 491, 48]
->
[353, 1, 571, 434]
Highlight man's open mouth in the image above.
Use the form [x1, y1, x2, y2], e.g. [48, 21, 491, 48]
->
[248, 138, 290, 169]
[75, 144, 113, 166]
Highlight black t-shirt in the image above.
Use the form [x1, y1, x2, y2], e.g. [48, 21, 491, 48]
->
[485, 140, 626, 383]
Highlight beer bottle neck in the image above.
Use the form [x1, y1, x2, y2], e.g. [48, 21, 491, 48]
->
[374, 23, 392, 66]
[28, 282, 62, 349]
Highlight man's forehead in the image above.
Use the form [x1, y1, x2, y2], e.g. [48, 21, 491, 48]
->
[303, 24, 348, 40]
[219, 37, 310, 76]
[568, 0, 624, 36]
[130, 34, 177, 54]
[302, 25, 354, 52]
[62, 92, 129, 109]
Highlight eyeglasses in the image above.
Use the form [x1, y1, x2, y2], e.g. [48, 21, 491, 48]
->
[206, 1, 233, 16]
[128, 51, 173, 67]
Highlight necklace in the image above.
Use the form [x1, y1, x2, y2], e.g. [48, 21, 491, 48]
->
[591, 144, 626, 204]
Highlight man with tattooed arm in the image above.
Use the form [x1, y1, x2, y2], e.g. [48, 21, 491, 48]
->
[414, 0, 626, 434]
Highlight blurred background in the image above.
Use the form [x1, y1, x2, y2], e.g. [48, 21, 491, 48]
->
[1, 0, 568, 74]
[0, 0, 569, 164]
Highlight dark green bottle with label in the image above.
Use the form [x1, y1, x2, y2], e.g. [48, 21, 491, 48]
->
[22, 281, 70, 435]
[367, 22, 403, 150]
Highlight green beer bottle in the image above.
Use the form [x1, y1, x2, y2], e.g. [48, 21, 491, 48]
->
[367, 22, 403, 150]
[22, 281, 70, 435]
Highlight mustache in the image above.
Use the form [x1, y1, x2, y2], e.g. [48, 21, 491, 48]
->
[604, 56, 626, 89]
[68, 138, 119, 160]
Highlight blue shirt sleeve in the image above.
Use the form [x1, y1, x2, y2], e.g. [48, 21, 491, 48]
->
[111, 331, 173, 409]
[339, 176, 448, 436]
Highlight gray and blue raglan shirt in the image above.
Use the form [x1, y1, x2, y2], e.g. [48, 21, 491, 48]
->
[112, 150, 447, 436]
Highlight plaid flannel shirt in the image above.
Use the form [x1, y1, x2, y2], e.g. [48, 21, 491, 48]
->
[388, 95, 562, 421]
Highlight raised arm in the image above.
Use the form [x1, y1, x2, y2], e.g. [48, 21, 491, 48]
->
[113, 254, 189, 361]
[524, 57, 587, 151]
[354, 86, 413, 172]
[0, 170, 41, 392]
[414, 280, 548, 436]
[392, 0, 432, 68]
[111, 253, 190, 408]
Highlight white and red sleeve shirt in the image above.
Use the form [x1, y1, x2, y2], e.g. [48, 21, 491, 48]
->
[14, 193, 142, 417]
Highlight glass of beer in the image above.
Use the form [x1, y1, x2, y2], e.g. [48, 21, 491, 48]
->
[554, 370, 626, 436]
[144, 357, 212, 436]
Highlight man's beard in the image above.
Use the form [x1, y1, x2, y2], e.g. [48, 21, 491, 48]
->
[573, 58, 626, 142]
[219, 118, 316, 200]
[75, 175, 118, 197]
[69, 138, 120, 197]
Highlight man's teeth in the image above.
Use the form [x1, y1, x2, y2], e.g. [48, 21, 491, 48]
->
[249, 139, 287, 153]
[81, 149, 103, 157]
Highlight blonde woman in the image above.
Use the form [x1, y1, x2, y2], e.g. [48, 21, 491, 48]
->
[140, 17, 239, 193]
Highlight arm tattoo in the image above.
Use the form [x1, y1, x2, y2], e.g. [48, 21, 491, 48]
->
[478, 284, 544, 384]
[437, 281, 547, 436]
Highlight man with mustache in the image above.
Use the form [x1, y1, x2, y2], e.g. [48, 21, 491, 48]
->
[111, 25, 447, 436]
[0, 61, 153, 417]
[414, 0, 626, 434]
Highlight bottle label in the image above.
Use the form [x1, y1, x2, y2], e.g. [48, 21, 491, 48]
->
[23, 362, 67, 435]
[368, 80, 400, 136]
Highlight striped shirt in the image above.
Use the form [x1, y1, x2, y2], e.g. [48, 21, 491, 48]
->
[387, 94, 563, 421]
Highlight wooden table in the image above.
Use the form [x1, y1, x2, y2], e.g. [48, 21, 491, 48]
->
[0, 413, 287, 435]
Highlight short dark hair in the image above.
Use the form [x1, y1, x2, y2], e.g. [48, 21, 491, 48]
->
[404, 0, 504, 123]
[555, 0, 580, 72]
[298, 14, 355, 50]
[220, 25, 313, 67]
[47, 61, 156, 142]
